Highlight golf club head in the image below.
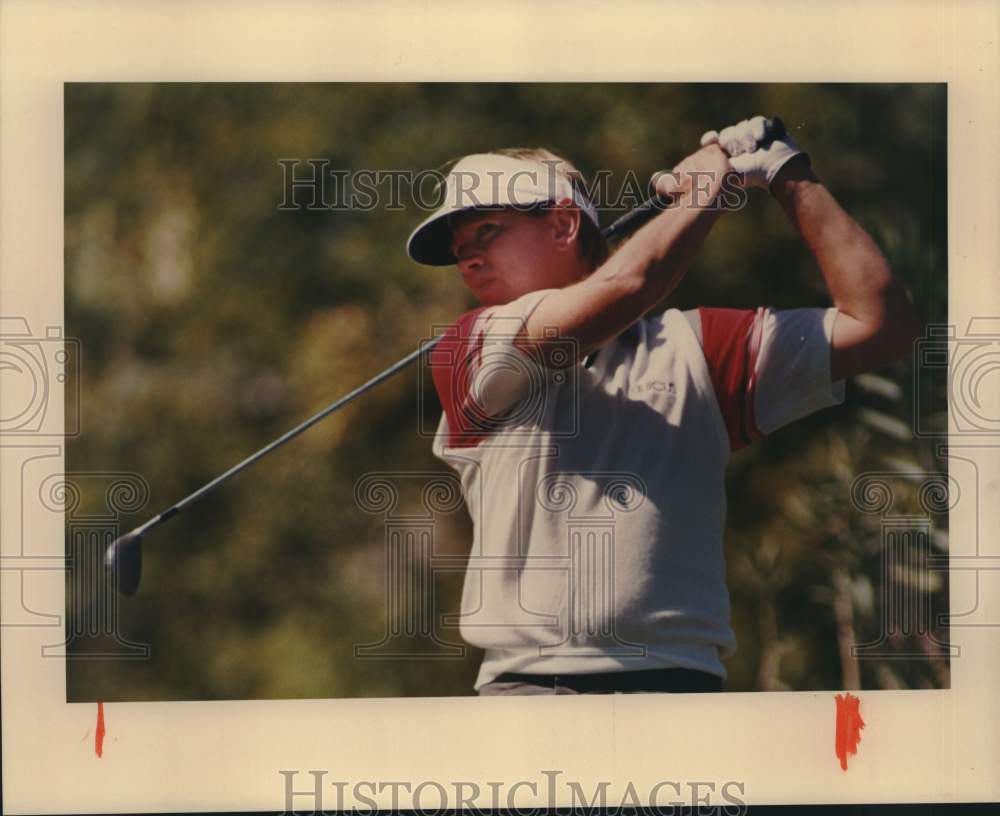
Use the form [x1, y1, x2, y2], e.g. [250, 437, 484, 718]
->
[105, 531, 143, 596]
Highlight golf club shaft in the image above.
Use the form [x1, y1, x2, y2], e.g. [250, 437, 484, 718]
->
[128, 337, 442, 537]
[123, 119, 789, 536]
[604, 116, 786, 239]
[126, 205, 631, 535]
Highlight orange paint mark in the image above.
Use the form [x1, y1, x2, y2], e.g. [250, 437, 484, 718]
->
[834, 693, 865, 771]
[95, 702, 106, 758]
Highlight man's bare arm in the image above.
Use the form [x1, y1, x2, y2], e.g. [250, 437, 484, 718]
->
[770, 157, 922, 381]
[523, 144, 731, 364]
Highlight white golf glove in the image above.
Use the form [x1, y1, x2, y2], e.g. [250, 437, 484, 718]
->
[701, 115, 806, 190]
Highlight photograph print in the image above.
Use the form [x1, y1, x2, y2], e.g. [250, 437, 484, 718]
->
[62, 82, 950, 701]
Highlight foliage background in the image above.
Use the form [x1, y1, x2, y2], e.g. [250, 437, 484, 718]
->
[65, 83, 949, 699]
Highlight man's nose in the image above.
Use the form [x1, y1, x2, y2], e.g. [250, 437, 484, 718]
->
[456, 248, 485, 274]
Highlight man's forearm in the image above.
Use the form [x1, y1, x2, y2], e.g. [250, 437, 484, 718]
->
[525, 147, 730, 362]
[596, 189, 725, 307]
[771, 157, 919, 330]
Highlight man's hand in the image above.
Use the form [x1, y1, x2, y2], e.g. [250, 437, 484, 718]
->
[702, 115, 804, 190]
[651, 143, 734, 206]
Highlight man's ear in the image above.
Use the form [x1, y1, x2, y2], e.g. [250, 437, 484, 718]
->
[548, 200, 582, 251]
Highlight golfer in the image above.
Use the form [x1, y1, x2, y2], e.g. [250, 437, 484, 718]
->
[407, 116, 920, 695]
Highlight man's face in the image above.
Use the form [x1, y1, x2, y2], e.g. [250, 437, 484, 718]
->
[449, 207, 583, 307]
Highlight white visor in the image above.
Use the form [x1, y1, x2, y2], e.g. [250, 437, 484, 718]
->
[406, 153, 600, 266]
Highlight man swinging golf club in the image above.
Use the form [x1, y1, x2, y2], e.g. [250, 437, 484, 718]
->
[408, 116, 921, 695]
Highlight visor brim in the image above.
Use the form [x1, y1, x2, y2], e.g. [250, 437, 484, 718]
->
[406, 210, 458, 266]
[407, 203, 516, 267]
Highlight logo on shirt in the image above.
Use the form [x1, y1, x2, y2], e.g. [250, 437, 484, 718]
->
[629, 380, 676, 396]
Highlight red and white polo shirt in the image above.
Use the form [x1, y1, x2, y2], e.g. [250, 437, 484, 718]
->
[430, 289, 844, 689]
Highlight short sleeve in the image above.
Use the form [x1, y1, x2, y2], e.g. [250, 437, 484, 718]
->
[752, 307, 846, 435]
[697, 306, 845, 450]
[430, 289, 555, 447]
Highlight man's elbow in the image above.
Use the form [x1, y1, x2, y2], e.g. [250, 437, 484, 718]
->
[867, 298, 923, 368]
[884, 289, 923, 363]
[832, 288, 923, 380]
[862, 260, 922, 361]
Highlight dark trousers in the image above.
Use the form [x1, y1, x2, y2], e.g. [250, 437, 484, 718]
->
[478, 668, 724, 696]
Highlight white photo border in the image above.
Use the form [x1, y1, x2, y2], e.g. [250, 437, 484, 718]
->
[1, 0, 998, 811]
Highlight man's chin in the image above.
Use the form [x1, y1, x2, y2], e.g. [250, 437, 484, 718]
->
[474, 286, 505, 307]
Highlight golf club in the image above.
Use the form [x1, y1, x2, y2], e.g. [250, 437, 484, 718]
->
[105, 117, 785, 596]
[104, 340, 439, 595]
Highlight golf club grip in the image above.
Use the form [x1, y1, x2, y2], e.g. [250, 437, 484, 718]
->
[602, 117, 786, 242]
[601, 196, 670, 240]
